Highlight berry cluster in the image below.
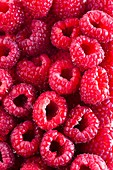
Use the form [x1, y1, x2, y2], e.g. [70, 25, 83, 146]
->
[0, 0, 112, 169]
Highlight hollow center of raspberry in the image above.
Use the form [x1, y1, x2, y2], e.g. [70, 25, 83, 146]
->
[0, 45, 10, 57]
[90, 21, 100, 28]
[74, 117, 87, 132]
[50, 141, 62, 156]
[80, 165, 91, 170]
[81, 43, 95, 55]
[0, 2, 9, 13]
[62, 27, 73, 37]
[46, 101, 58, 121]
[0, 152, 3, 162]
[23, 130, 34, 142]
[13, 94, 27, 107]
[61, 68, 72, 81]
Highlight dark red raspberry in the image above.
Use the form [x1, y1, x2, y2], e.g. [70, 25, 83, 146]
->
[0, 142, 15, 170]
[16, 20, 49, 57]
[70, 154, 108, 170]
[70, 35, 105, 71]
[0, 0, 24, 33]
[80, 66, 109, 105]
[51, 18, 80, 50]
[40, 130, 74, 167]
[79, 10, 113, 43]
[0, 36, 20, 69]
[49, 59, 81, 95]
[64, 105, 99, 144]
[11, 120, 43, 157]
[33, 91, 67, 131]
[3, 83, 35, 117]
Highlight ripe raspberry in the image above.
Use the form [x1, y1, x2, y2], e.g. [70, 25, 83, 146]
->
[70, 35, 105, 71]
[64, 105, 99, 143]
[49, 59, 81, 95]
[16, 20, 49, 57]
[0, 36, 20, 69]
[0, 0, 24, 33]
[79, 10, 113, 43]
[70, 154, 108, 170]
[80, 66, 109, 105]
[40, 130, 74, 167]
[11, 120, 43, 157]
[3, 83, 35, 117]
[51, 18, 80, 50]
[33, 91, 67, 131]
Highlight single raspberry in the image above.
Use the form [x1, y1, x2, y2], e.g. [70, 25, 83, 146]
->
[49, 59, 81, 95]
[16, 20, 49, 57]
[64, 105, 99, 144]
[40, 130, 74, 167]
[80, 66, 109, 105]
[11, 120, 43, 157]
[0, 0, 24, 33]
[70, 154, 108, 170]
[3, 83, 35, 117]
[79, 10, 113, 43]
[51, 0, 86, 19]
[0, 36, 20, 69]
[70, 35, 105, 71]
[51, 18, 80, 50]
[33, 91, 67, 131]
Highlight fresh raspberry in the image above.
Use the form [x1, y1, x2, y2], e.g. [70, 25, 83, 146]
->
[51, 0, 86, 19]
[49, 59, 81, 95]
[11, 120, 43, 157]
[3, 83, 35, 117]
[40, 130, 74, 167]
[0, 142, 15, 170]
[80, 66, 109, 105]
[0, 36, 20, 69]
[70, 154, 108, 170]
[51, 18, 80, 50]
[33, 91, 67, 131]
[0, 69, 13, 100]
[0, 0, 24, 33]
[16, 19, 50, 57]
[79, 10, 113, 43]
[64, 105, 99, 144]
[17, 54, 51, 90]
[70, 35, 105, 71]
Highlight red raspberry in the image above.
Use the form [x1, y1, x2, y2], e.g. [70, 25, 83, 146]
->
[79, 10, 113, 43]
[11, 120, 43, 157]
[0, 69, 13, 100]
[49, 59, 81, 95]
[0, 36, 20, 69]
[64, 105, 99, 144]
[51, 18, 80, 50]
[70, 154, 108, 170]
[3, 83, 35, 117]
[0, 0, 24, 33]
[70, 35, 105, 71]
[40, 130, 74, 167]
[33, 91, 67, 131]
[16, 20, 49, 57]
[80, 66, 109, 105]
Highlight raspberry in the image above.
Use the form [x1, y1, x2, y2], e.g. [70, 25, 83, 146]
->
[11, 120, 43, 157]
[3, 83, 35, 117]
[70, 35, 105, 71]
[40, 130, 74, 167]
[0, 69, 13, 100]
[52, 0, 86, 19]
[16, 20, 49, 57]
[0, 36, 20, 69]
[64, 105, 99, 144]
[51, 18, 80, 50]
[79, 10, 113, 43]
[70, 154, 108, 170]
[0, 142, 15, 170]
[0, 0, 24, 33]
[33, 91, 67, 131]
[49, 59, 81, 95]
[80, 66, 109, 105]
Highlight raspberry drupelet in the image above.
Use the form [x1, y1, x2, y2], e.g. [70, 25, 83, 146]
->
[40, 130, 75, 167]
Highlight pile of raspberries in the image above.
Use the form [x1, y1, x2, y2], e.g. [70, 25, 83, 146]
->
[0, 0, 113, 169]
